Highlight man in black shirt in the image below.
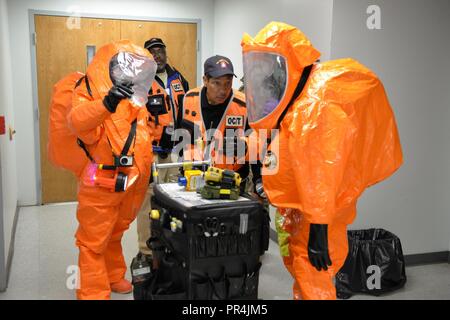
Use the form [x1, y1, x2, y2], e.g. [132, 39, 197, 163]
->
[181, 55, 264, 195]
[145, 37, 189, 94]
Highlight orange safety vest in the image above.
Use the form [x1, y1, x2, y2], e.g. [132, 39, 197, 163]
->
[181, 87, 248, 171]
[149, 76, 186, 146]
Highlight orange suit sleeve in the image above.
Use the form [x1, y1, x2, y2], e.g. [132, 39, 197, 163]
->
[68, 81, 110, 145]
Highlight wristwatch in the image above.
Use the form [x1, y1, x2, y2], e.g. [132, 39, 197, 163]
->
[255, 180, 267, 199]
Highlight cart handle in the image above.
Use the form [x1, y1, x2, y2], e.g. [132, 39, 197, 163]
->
[152, 159, 212, 184]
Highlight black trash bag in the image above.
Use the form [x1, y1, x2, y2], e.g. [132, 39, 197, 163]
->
[335, 228, 407, 299]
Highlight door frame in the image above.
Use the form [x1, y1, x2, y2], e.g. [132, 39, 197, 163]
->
[0, 153, 5, 290]
[28, 9, 202, 204]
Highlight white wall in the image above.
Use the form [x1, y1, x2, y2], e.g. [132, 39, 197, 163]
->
[6, 0, 215, 205]
[0, 0, 18, 290]
[213, 0, 334, 87]
[331, 0, 450, 255]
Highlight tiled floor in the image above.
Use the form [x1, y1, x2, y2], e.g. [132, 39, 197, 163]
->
[0, 203, 449, 300]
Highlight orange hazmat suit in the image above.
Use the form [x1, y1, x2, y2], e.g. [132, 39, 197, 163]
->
[241, 22, 403, 299]
[68, 40, 156, 299]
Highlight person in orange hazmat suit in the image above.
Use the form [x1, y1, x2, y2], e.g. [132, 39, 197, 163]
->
[241, 22, 403, 300]
[68, 40, 157, 299]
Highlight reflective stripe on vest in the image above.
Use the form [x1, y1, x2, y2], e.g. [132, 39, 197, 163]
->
[182, 88, 247, 171]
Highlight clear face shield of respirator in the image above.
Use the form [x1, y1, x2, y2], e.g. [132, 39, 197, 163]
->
[243, 52, 288, 124]
[109, 51, 157, 107]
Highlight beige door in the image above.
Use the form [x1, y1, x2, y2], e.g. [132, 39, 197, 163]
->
[36, 16, 121, 204]
[35, 15, 197, 204]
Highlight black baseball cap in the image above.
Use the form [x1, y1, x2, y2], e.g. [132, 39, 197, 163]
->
[204, 55, 236, 78]
[144, 38, 166, 50]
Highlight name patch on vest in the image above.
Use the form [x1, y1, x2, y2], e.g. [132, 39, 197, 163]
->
[171, 82, 183, 92]
[225, 115, 244, 128]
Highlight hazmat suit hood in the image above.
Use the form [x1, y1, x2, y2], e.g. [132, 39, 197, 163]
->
[241, 21, 320, 130]
[86, 40, 157, 107]
[79, 40, 157, 190]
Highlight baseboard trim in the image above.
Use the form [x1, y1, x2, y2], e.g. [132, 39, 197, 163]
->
[3, 203, 20, 291]
[404, 251, 450, 266]
[269, 227, 450, 267]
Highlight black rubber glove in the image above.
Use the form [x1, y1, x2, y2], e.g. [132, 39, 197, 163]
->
[308, 224, 332, 271]
[103, 82, 134, 113]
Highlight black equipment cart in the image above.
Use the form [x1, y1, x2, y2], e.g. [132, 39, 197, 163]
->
[132, 182, 270, 300]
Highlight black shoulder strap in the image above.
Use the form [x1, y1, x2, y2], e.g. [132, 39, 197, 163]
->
[276, 64, 313, 129]
[74, 75, 93, 98]
[74, 75, 95, 162]
[84, 75, 93, 98]
[264, 65, 313, 149]
[232, 97, 246, 108]
[120, 119, 137, 156]
[74, 75, 84, 88]
[185, 91, 199, 98]
[77, 118, 137, 165]
[77, 138, 94, 162]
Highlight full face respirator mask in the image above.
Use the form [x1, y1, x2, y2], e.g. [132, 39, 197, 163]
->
[109, 51, 157, 107]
